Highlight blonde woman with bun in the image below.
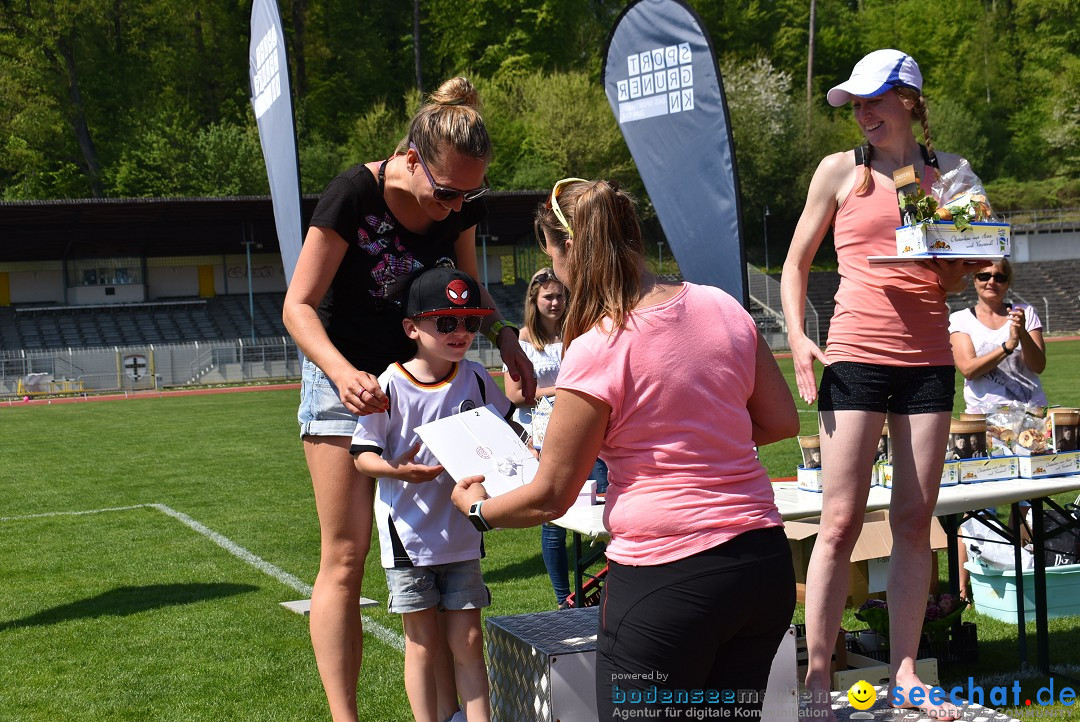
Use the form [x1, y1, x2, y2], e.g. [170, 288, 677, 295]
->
[284, 77, 533, 722]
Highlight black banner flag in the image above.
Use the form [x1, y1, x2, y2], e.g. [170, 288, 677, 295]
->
[249, 0, 303, 286]
[602, 0, 747, 305]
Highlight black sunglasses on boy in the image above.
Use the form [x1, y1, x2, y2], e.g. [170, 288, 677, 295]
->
[417, 315, 484, 335]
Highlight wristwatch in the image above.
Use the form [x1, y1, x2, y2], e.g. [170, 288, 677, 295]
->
[485, 320, 519, 345]
[468, 500, 493, 532]
[1001, 342, 1014, 356]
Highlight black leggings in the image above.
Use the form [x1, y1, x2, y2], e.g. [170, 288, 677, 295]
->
[595, 527, 795, 720]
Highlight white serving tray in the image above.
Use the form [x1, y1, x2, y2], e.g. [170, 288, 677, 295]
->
[867, 254, 1003, 267]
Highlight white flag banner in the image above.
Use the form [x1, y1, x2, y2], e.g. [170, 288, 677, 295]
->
[249, 0, 303, 287]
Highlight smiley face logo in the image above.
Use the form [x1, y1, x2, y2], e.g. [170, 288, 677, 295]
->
[847, 680, 876, 710]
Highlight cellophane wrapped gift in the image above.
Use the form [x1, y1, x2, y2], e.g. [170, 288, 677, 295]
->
[984, 402, 1048, 456]
[930, 159, 998, 227]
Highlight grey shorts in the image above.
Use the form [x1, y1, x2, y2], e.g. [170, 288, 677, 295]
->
[297, 357, 358, 438]
[385, 559, 491, 614]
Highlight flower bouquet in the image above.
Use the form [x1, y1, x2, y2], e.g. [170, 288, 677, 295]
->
[922, 593, 970, 643]
[854, 598, 889, 646]
[854, 593, 971, 648]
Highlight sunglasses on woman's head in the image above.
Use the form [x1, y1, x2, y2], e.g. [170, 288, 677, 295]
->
[417, 315, 484, 334]
[974, 272, 1009, 283]
[545, 177, 588, 240]
[409, 142, 490, 202]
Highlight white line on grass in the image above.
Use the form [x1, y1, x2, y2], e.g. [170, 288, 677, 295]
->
[0, 504, 150, 521]
[1, 503, 405, 653]
[151, 504, 313, 595]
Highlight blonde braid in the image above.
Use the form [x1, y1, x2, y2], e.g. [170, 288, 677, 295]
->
[897, 87, 939, 176]
[855, 144, 873, 196]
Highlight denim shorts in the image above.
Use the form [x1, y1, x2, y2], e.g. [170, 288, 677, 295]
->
[385, 559, 491, 614]
[297, 358, 358, 438]
[818, 361, 954, 415]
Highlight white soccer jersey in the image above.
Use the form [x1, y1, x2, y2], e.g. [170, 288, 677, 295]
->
[351, 360, 513, 568]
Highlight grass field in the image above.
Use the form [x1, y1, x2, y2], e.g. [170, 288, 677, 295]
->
[2, 341, 1080, 720]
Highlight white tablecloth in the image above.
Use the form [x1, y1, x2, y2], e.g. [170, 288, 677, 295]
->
[553, 475, 1080, 538]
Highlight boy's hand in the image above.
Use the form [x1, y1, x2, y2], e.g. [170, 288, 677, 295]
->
[388, 444, 444, 483]
[451, 476, 489, 515]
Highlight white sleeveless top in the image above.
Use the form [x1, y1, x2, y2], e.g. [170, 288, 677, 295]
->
[505, 339, 563, 428]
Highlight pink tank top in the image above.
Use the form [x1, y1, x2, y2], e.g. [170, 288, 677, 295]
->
[827, 166, 953, 366]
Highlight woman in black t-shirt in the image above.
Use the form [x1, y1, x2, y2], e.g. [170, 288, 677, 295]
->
[283, 77, 534, 722]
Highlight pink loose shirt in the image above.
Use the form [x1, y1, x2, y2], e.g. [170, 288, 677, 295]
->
[827, 169, 953, 366]
[556, 283, 782, 566]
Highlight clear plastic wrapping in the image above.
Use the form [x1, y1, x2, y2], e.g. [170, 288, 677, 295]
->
[931, 159, 998, 227]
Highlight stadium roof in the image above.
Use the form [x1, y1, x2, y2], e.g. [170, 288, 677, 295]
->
[0, 192, 547, 262]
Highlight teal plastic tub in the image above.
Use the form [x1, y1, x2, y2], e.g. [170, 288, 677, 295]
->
[964, 561, 1080, 622]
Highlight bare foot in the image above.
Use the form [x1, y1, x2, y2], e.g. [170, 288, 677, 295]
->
[800, 686, 837, 721]
[889, 681, 960, 720]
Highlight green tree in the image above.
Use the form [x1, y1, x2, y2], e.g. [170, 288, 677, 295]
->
[480, 69, 632, 191]
[420, 0, 621, 80]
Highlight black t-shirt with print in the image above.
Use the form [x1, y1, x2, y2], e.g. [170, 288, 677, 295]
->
[308, 163, 487, 373]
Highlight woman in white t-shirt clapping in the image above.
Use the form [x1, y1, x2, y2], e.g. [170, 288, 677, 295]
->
[949, 259, 1047, 412]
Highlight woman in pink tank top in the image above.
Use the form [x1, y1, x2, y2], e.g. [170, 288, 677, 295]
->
[780, 50, 984, 721]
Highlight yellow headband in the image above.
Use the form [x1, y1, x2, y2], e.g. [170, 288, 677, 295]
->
[549, 177, 587, 239]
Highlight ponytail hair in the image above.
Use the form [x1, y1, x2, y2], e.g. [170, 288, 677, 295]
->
[855, 87, 937, 195]
[534, 180, 645, 347]
[397, 77, 491, 164]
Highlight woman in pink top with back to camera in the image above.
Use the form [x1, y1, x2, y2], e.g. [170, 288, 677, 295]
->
[452, 178, 800, 720]
[780, 49, 983, 720]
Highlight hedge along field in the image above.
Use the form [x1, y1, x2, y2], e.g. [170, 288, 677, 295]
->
[2, 340, 1079, 720]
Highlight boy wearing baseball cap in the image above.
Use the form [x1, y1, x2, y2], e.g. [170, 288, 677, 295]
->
[351, 266, 524, 722]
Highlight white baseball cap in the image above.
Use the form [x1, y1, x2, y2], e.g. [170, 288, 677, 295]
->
[827, 49, 922, 107]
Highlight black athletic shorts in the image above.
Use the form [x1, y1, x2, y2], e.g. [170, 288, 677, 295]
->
[817, 361, 954, 414]
[594, 527, 795, 720]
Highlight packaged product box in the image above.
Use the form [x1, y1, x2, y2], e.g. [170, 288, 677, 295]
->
[879, 463, 958, 488]
[796, 465, 879, 492]
[895, 221, 1010, 257]
[785, 511, 947, 607]
[1017, 451, 1080, 479]
[950, 455, 1019, 483]
[797, 465, 824, 492]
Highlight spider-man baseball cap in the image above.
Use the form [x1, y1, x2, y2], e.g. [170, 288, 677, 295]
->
[827, 49, 922, 107]
[406, 266, 494, 317]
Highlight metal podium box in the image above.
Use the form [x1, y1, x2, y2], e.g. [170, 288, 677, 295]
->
[486, 607, 598, 722]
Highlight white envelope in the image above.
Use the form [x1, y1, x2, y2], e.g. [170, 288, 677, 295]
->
[414, 404, 539, 497]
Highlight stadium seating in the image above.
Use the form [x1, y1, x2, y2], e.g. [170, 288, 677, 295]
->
[767, 260, 1080, 345]
[0, 293, 289, 350]
[1, 260, 1076, 354]
[486, 280, 528, 327]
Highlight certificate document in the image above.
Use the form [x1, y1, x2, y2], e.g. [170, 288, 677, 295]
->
[415, 405, 539, 497]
